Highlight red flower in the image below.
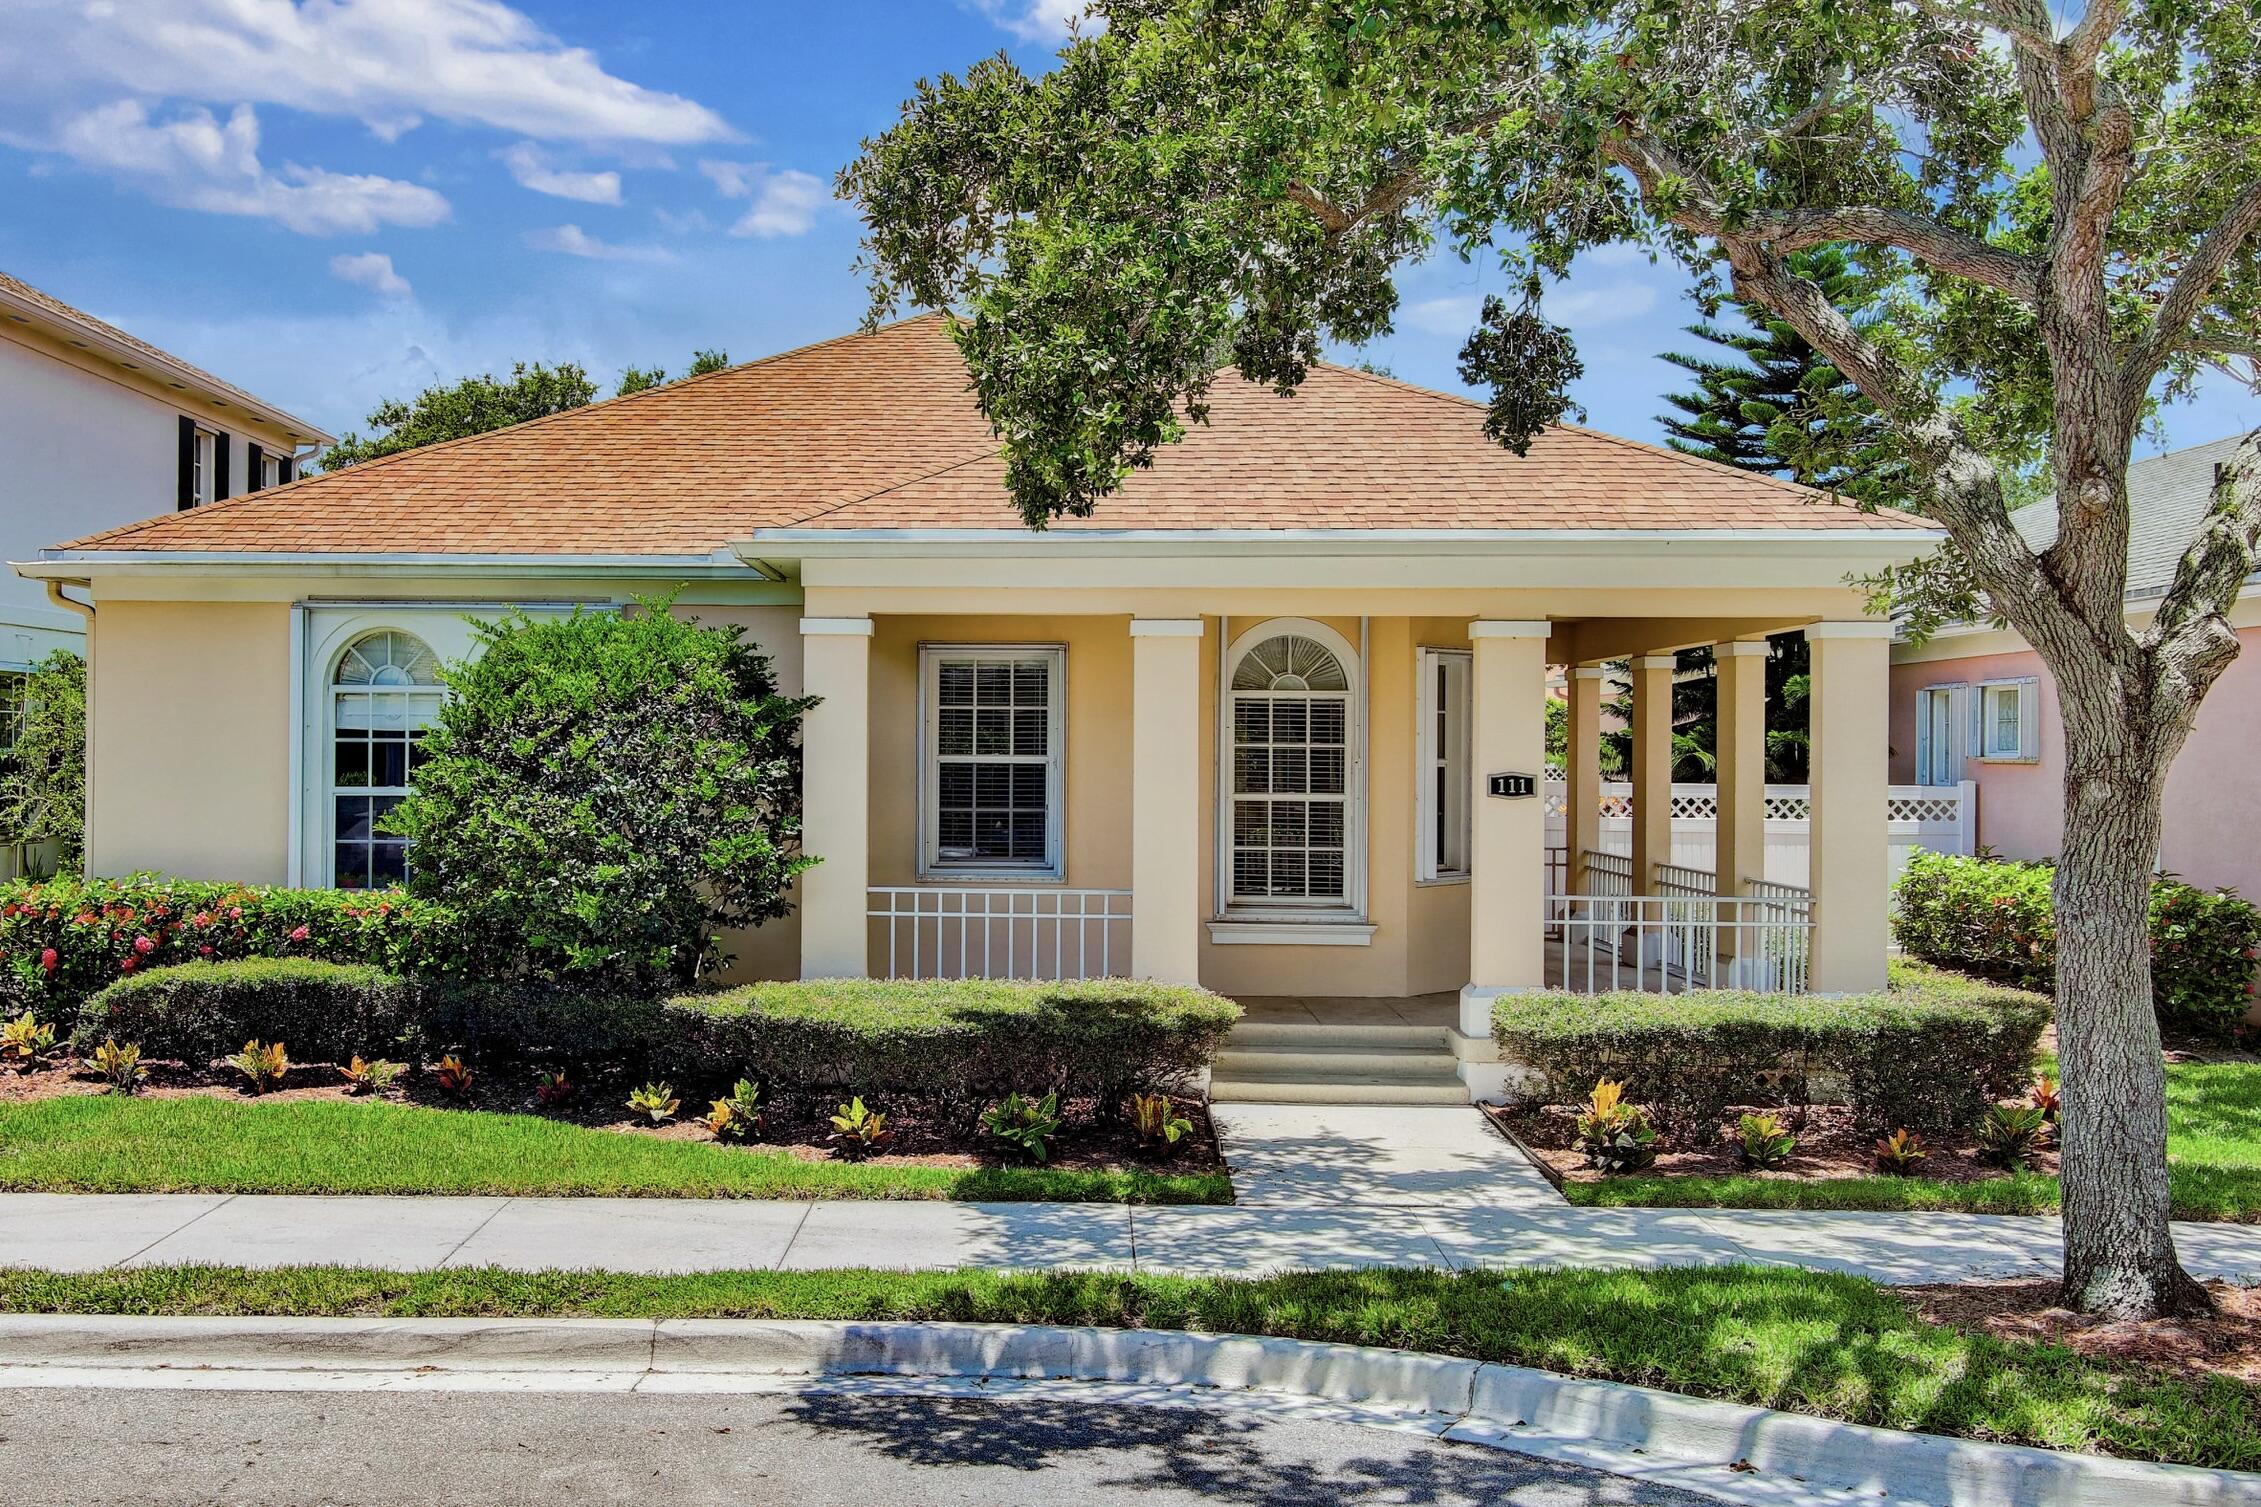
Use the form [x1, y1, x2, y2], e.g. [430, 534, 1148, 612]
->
[119, 956, 136, 972]
[287, 925, 311, 942]
[199, 944, 214, 956]
[39, 947, 57, 973]
[133, 935, 156, 955]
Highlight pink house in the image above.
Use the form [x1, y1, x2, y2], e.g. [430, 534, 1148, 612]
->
[1889, 436, 2261, 898]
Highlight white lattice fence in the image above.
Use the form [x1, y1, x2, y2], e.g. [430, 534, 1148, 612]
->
[1543, 778, 1975, 887]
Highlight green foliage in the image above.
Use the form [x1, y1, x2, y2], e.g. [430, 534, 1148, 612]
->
[1874, 1128, 1928, 1175]
[981, 1090, 1063, 1163]
[2, 1007, 56, 1066]
[340, 1055, 402, 1096]
[828, 1096, 892, 1157]
[79, 960, 421, 1068]
[382, 598, 814, 990]
[89, 1037, 145, 1094]
[0, 651, 85, 872]
[660, 977, 1239, 1113]
[1892, 851, 2261, 1039]
[626, 1081, 680, 1125]
[318, 362, 596, 468]
[1129, 1091, 1192, 1153]
[227, 1039, 289, 1094]
[1573, 1077, 1659, 1173]
[703, 1078, 762, 1141]
[0, 874, 457, 1022]
[1492, 959, 2050, 1136]
[1976, 1103, 2051, 1169]
[1735, 1111, 1798, 1170]
[615, 349, 729, 396]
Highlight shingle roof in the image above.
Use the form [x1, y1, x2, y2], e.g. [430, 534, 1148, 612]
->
[0, 270, 331, 445]
[2010, 435, 2251, 599]
[56, 312, 1930, 556]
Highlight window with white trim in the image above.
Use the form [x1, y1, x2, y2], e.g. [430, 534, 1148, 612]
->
[1416, 648, 1471, 880]
[1225, 621, 1361, 909]
[919, 645, 1065, 878]
[329, 630, 441, 889]
[1978, 677, 2040, 762]
[1914, 683, 1965, 786]
[190, 429, 215, 508]
[261, 451, 285, 489]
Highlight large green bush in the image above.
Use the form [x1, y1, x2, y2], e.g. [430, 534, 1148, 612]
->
[1490, 959, 2050, 1135]
[660, 978, 1241, 1112]
[382, 598, 815, 991]
[1892, 850, 2261, 1038]
[77, 959, 425, 1066]
[0, 650, 85, 873]
[0, 874, 458, 1024]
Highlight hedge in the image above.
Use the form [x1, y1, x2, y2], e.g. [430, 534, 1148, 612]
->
[0, 874, 459, 1024]
[1489, 959, 2051, 1136]
[659, 978, 1241, 1112]
[76, 959, 426, 1067]
[1891, 849, 2261, 1038]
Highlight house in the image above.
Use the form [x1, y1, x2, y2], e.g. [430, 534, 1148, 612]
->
[15, 314, 1939, 1100]
[1889, 435, 2261, 897]
[0, 269, 332, 675]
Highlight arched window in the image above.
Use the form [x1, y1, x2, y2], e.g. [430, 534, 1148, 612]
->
[1224, 621, 1360, 909]
[329, 630, 441, 889]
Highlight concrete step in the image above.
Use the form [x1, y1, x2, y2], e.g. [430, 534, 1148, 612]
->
[1208, 1072, 1473, 1106]
[1225, 1021, 1453, 1051]
[1213, 1045, 1461, 1077]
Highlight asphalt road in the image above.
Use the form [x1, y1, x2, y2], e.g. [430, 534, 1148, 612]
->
[0, 1383, 1731, 1506]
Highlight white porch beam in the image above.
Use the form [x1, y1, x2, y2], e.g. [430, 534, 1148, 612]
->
[799, 617, 873, 978]
[1629, 654, 1675, 890]
[1462, 620, 1550, 1044]
[1130, 619, 1205, 984]
[1808, 622, 1893, 992]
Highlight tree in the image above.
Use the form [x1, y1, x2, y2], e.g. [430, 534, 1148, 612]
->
[1658, 246, 1898, 506]
[615, 349, 731, 397]
[382, 599, 814, 990]
[0, 651, 84, 874]
[845, 1, 2261, 1318]
[319, 363, 597, 468]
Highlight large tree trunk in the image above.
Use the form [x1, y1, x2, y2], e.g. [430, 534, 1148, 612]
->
[2049, 693, 2212, 1318]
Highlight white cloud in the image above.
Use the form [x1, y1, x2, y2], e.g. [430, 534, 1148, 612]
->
[1402, 296, 1481, 337]
[969, 0, 1091, 43]
[1399, 281, 1659, 338]
[500, 142, 621, 205]
[330, 251, 412, 298]
[54, 100, 450, 235]
[728, 169, 829, 238]
[0, 0, 733, 145]
[698, 159, 756, 198]
[523, 223, 675, 262]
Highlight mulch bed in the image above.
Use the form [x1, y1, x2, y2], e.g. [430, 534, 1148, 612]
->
[0, 1056, 1225, 1177]
[1486, 1101, 2059, 1187]
[1902, 1278, 2261, 1384]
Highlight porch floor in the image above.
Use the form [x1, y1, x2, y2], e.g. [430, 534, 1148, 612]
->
[1230, 937, 1682, 1025]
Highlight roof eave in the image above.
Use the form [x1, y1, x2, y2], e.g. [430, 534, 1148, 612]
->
[734, 525, 1944, 559]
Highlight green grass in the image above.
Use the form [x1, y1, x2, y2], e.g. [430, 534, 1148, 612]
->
[1564, 1056, 2261, 1222]
[0, 1263, 2250, 1471]
[0, 1095, 1230, 1204]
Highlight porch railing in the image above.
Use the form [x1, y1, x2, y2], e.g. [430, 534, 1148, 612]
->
[866, 886, 1132, 981]
[1545, 851, 1813, 993]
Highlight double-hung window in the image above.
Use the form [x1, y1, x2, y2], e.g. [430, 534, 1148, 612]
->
[1977, 677, 2040, 762]
[1415, 648, 1471, 881]
[190, 429, 215, 508]
[919, 645, 1065, 879]
[1224, 621, 1362, 911]
[330, 630, 442, 888]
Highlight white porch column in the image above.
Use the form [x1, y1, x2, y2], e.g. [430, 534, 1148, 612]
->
[1713, 639, 1769, 973]
[1130, 619, 1205, 984]
[1629, 653, 1676, 889]
[1462, 621, 1551, 1046]
[1566, 666, 1607, 891]
[798, 617, 873, 979]
[1807, 621, 1893, 993]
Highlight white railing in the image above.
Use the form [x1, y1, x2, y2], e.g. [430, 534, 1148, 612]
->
[1547, 890, 1812, 994]
[866, 887, 1132, 981]
[1580, 849, 1634, 896]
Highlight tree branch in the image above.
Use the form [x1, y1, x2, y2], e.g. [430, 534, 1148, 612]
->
[1899, 0, 2055, 58]
[2060, 0, 2123, 80]
[2144, 428, 2261, 700]
[2130, 178, 2261, 384]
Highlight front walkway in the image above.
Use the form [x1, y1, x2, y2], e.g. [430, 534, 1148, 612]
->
[4, 1190, 2257, 1287]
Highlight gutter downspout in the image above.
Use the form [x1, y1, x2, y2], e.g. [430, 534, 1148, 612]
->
[42, 581, 94, 873]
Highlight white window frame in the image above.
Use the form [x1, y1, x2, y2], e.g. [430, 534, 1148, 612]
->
[1415, 647, 1472, 883]
[1216, 617, 1367, 921]
[917, 643, 1067, 882]
[324, 629, 444, 890]
[190, 428, 216, 507]
[261, 451, 286, 489]
[1914, 682, 1967, 786]
[1976, 676, 2041, 762]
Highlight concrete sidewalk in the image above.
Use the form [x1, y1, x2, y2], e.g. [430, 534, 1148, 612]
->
[3, 1190, 2258, 1284]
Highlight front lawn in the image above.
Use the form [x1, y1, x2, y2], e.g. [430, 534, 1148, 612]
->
[0, 1095, 1231, 1204]
[2, 1263, 2252, 1471]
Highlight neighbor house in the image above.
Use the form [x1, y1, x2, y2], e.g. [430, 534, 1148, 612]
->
[1889, 435, 2261, 898]
[16, 315, 1939, 1101]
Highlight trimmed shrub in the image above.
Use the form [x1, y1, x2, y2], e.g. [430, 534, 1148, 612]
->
[422, 984, 671, 1068]
[1490, 959, 2050, 1136]
[658, 978, 1240, 1113]
[0, 874, 459, 1024]
[1892, 849, 2261, 1038]
[77, 959, 426, 1067]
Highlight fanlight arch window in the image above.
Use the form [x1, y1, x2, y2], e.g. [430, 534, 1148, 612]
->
[1225, 622, 1361, 909]
[329, 630, 441, 889]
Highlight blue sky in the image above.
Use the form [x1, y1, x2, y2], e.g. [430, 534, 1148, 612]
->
[0, 0, 2246, 459]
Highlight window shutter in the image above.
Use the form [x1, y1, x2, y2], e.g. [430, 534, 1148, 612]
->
[278, 454, 295, 484]
[246, 442, 265, 492]
[2018, 678, 2041, 761]
[1948, 684, 1968, 778]
[212, 431, 232, 501]
[1915, 692, 1934, 784]
[1969, 685, 1986, 761]
[176, 416, 196, 511]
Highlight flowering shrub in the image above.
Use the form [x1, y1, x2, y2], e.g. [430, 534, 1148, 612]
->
[0, 874, 460, 1025]
[1892, 850, 2260, 1038]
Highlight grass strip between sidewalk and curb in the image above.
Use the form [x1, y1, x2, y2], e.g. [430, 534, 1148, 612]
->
[0, 1264, 2252, 1472]
[0, 1097, 1230, 1204]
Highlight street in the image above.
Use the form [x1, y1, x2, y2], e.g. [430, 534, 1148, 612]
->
[0, 1383, 1726, 1506]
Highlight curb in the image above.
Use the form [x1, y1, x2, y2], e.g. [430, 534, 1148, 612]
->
[0, 1315, 2254, 1507]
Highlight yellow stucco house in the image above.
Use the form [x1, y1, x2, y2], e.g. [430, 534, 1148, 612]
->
[16, 315, 1939, 1102]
